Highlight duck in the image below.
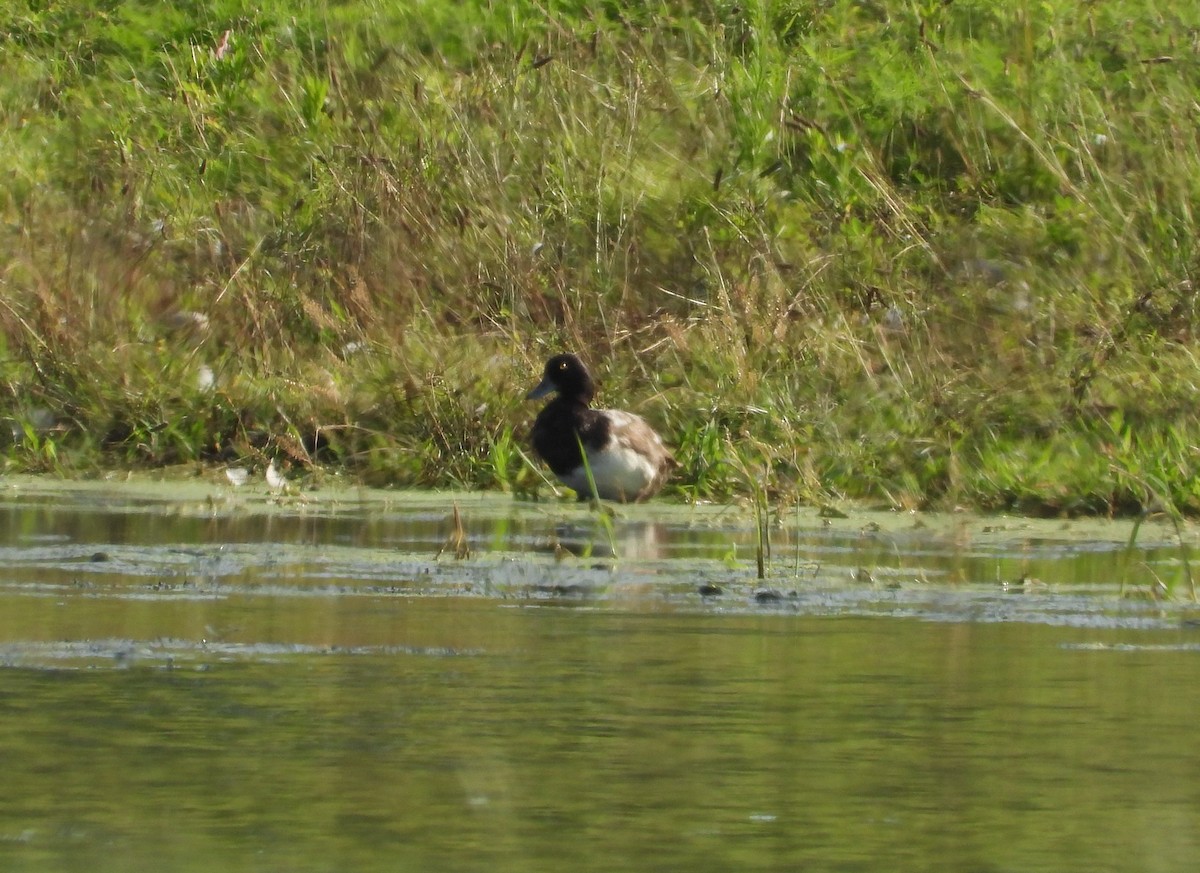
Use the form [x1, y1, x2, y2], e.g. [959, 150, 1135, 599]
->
[526, 353, 674, 502]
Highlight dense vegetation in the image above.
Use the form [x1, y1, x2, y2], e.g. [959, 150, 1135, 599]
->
[3, 0, 1200, 515]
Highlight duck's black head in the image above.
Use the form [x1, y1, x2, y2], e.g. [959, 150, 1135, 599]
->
[526, 353, 595, 404]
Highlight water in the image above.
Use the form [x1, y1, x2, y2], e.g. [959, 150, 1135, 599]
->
[1, 475, 1199, 872]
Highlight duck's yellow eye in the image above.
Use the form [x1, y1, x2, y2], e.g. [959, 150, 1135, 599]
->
[559, 361, 568, 370]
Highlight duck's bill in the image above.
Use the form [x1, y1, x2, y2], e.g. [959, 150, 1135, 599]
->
[525, 378, 557, 400]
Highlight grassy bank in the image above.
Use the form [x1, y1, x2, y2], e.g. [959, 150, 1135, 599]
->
[3, 0, 1200, 515]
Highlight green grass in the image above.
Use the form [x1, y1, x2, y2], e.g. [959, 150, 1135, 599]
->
[4, 0, 1200, 516]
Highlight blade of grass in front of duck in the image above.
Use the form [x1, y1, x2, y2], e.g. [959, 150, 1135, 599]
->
[574, 431, 618, 561]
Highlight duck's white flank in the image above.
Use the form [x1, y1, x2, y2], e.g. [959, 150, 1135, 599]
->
[558, 409, 669, 501]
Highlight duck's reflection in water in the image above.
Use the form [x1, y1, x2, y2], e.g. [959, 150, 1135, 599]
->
[544, 518, 670, 562]
[521, 518, 674, 599]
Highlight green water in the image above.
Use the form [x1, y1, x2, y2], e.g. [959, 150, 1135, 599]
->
[1, 477, 1199, 872]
